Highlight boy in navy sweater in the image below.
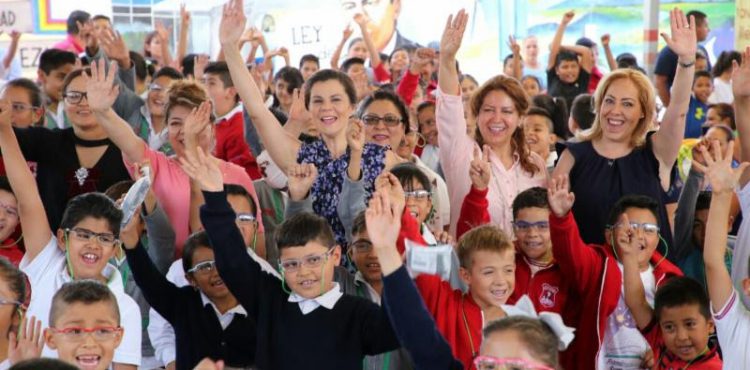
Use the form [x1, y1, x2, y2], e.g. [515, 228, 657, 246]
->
[181, 147, 400, 369]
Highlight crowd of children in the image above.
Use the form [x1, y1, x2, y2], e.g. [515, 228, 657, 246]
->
[0, 0, 748, 368]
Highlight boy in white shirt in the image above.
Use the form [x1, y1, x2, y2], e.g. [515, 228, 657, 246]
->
[0, 99, 141, 368]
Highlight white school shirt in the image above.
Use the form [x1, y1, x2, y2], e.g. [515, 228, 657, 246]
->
[287, 282, 343, 315]
[712, 289, 750, 370]
[20, 237, 142, 366]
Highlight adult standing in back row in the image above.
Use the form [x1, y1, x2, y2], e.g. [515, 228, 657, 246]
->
[655, 10, 710, 106]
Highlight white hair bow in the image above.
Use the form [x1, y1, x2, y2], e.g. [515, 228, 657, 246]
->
[502, 295, 576, 351]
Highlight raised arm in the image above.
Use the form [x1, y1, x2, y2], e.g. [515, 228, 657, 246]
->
[703, 141, 750, 311]
[652, 8, 697, 169]
[508, 35, 523, 80]
[548, 11, 575, 71]
[600, 34, 617, 71]
[220, 0, 300, 173]
[87, 59, 147, 163]
[457, 146, 492, 239]
[620, 214, 654, 330]
[330, 24, 354, 70]
[672, 145, 706, 263]
[0, 100, 52, 261]
[561, 44, 594, 73]
[354, 13, 382, 68]
[2, 31, 20, 71]
[176, 5, 191, 64]
[155, 22, 174, 68]
[734, 47, 750, 187]
[438, 9, 469, 96]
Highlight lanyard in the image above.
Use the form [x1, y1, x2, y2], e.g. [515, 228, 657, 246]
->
[461, 296, 477, 359]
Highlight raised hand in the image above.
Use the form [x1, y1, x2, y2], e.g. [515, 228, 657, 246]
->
[9, 30, 21, 42]
[288, 88, 312, 124]
[440, 9, 469, 58]
[375, 172, 406, 218]
[220, 0, 247, 46]
[155, 22, 171, 43]
[613, 213, 638, 258]
[342, 23, 354, 41]
[278, 47, 289, 58]
[731, 46, 750, 100]
[600, 34, 610, 47]
[433, 229, 454, 245]
[561, 10, 575, 25]
[409, 47, 436, 74]
[365, 190, 401, 250]
[547, 175, 575, 217]
[179, 147, 224, 192]
[8, 316, 44, 365]
[180, 3, 192, 25]
[193, 54, 210, 81]
[353, 13, 368, 28]
[507, 35, 520, 55]
[0, 99, 11, 129]
[347, 117, 366, 153]
[701, 140, 750, 194]
[690, 139, 709, 174]
[469, 145, 492, 190]
[287, 163, 318, 201]
[183, 101, 212, 142]
[119, 205, 143, 249]
[84, 59, 120, 113]
[660, 8, 697, 59]
[99, 28, 131, 67]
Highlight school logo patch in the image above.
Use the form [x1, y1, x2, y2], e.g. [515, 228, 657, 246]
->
[539, 283, 559, 308]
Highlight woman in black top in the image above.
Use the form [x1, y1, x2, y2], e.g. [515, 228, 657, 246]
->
[14, 67, 133, 230]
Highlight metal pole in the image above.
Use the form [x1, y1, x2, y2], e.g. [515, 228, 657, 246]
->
[643, 0, 660, 79]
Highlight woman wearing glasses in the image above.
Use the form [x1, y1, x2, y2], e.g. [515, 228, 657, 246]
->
[11, 67, 131, 231]
[84, 59, 264, 258]
[121, 226, 257, 370]
[437, 10, 546, 238]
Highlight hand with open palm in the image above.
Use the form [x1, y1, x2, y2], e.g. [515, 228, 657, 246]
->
[84, 59, 120, 113]
[219, 0, 247, 46]
[661, 8, 697, 60]
[440, 9, 469, 59]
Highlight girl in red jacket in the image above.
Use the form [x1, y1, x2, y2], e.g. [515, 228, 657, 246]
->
[547, 175, 682, 370]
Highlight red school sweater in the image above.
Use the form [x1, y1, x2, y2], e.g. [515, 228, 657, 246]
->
[214, 108, 261, 180]
[641, 320, 723, 370]
[550, 212, 683, 370]
[397, 207, 480, 370]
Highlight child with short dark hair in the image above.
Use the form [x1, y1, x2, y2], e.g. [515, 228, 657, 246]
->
[203, 61, 261, 179]
[299, 54, 320, 81]
[546, 11, 593, 111]
[685, 71, 714, 138]
[44, 280, 123, 370]
[182, 148, 399, 370]
[36, 49, 77, 129]
[624, 275, 721, 369]
[0, 101, 141, 367]
[547, 176, 682, 370]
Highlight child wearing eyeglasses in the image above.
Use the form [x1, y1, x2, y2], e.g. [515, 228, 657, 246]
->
[121, 222, 257, 370]
[44, 280, 124, 370]
[547, 175, 682, 370]
[182, 147, 400, 370]
[0, 103, 141, 367]
[364, 189, 563, 370]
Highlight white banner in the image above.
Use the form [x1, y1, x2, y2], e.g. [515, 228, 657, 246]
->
[0, 0, 33, 33]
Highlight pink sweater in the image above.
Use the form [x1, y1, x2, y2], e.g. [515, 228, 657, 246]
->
[436, 88, 547, 236]
[126, 146, 263, 256]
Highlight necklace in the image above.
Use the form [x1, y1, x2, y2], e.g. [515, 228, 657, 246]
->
[74, 135, 110, 147]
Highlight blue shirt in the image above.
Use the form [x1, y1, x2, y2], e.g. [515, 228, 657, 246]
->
[685, 96, 708, 139]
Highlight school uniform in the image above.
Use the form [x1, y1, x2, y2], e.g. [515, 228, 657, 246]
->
[641, 319, 723, 370]
[550, 212, 682, 370]
[125, 244, 256, 370]
[214, 105, 262, 180]
[712, 290, 750, 370]
[20, 237, 142, 366]
[200, 190, 400, 370]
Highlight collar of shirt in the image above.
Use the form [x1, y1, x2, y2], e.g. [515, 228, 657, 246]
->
[354, 272, 381, 305]
[60, 263, 124, 293]
[215, 104, 244, 124]
[288, 282, 343, 315]
[200, 292, 247, 329]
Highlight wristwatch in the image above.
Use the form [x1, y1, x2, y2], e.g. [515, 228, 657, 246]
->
[679, 60, 695, 68]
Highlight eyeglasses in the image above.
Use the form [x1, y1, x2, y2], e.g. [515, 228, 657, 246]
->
[473, 356, 554, 370]
[65, 228, 119, 248]
[279, 248, 335, 272]
[10, 102, 39, 112]
[48, 326, 122, 342]
[187, 260, 217, 275]
[0, 203, 18, 219]
[404, 190, 431, 200]
[148, 83, 166, 93]
[362, 114, 403, 127]
[614, 222, 660, 236]
[0, 296, 22, 307]
[351, 240, 373, 254]
[236, 213, 256, 224]
[512, 221, 550, 234]
[63, 91, 89, 105]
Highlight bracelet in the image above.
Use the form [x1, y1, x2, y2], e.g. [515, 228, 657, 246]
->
[679, 60, 695, 68]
